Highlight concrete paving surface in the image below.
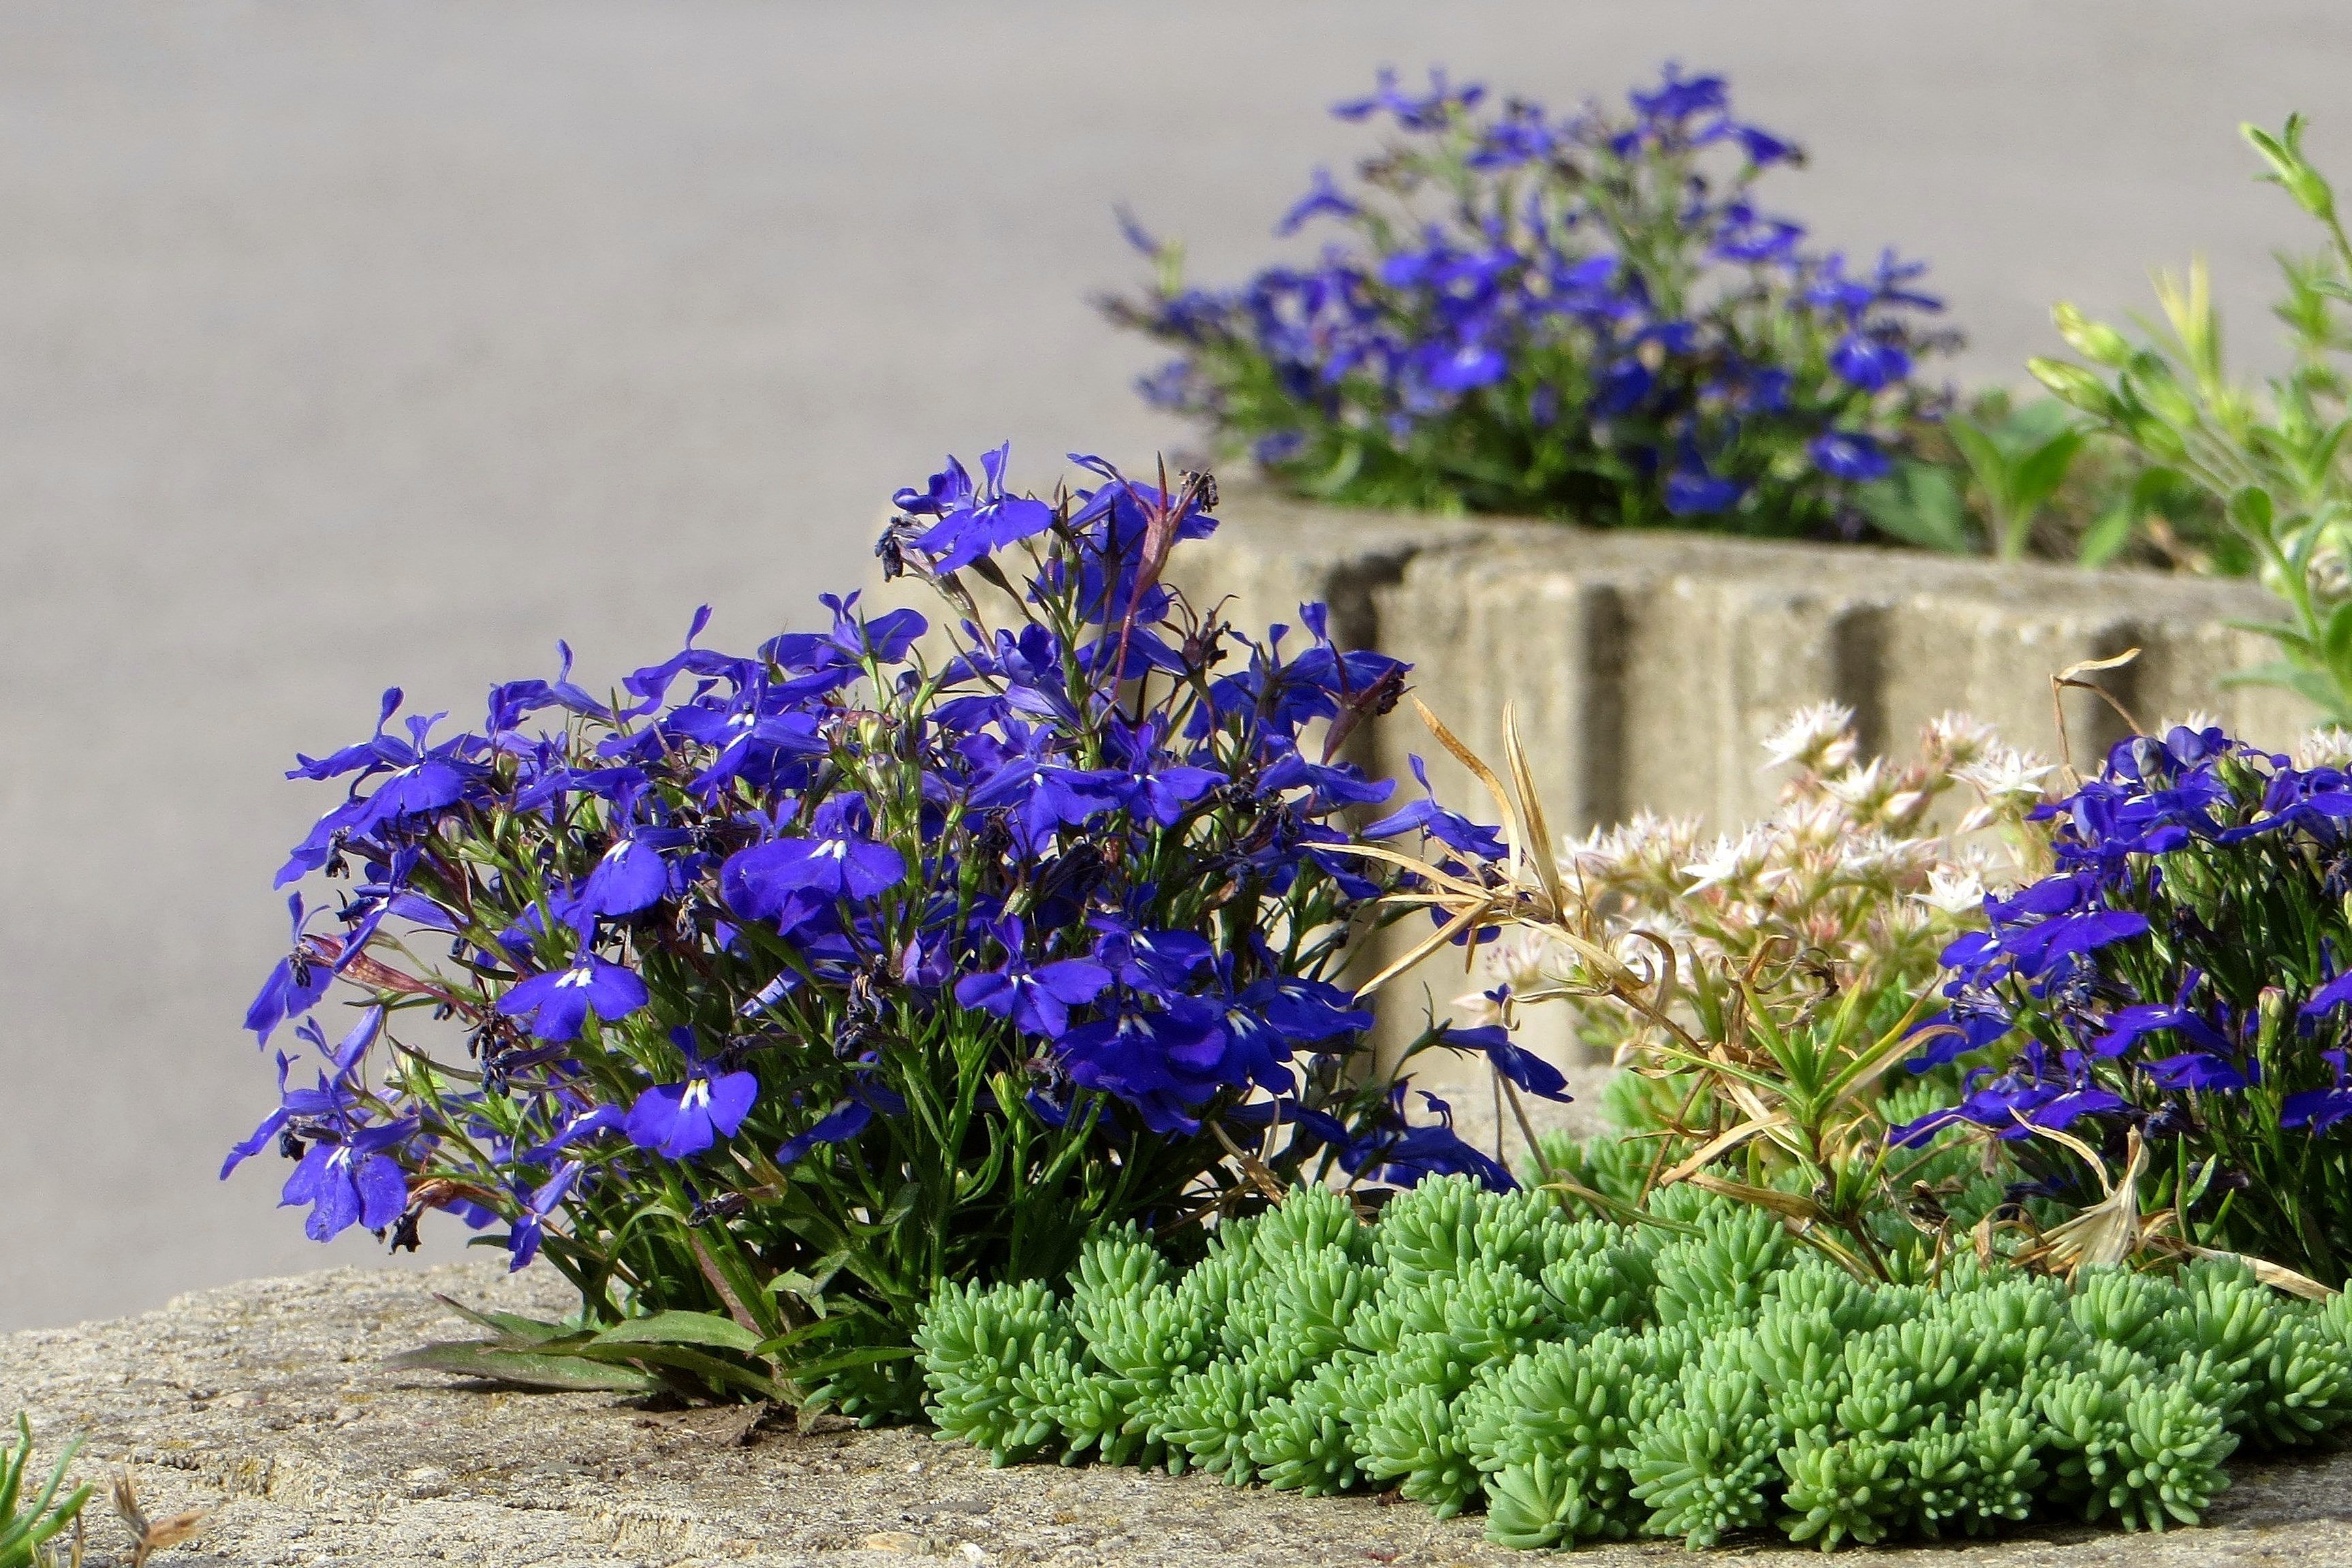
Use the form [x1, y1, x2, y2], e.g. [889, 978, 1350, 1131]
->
[5, 1, 2352, 1331]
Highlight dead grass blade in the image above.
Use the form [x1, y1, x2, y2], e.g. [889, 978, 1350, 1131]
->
[1349, 900, 1496, 997]
[1658, 1114, 1793, 1187]
[113, 1473, 210, 1568]
[1680, 1173, 1825, 1223]
[2182, 1244, 2338, 1300]
[2049, 647, 2144, 785]
[2020, 1125, 2148, 1274]
[1501, 706, 1563, 915]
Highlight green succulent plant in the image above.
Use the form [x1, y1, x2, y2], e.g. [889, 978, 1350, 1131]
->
[915, 1180, 2352, 1551]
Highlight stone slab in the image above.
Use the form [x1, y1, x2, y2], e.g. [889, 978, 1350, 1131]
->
[5, 1261, 2352, 1567]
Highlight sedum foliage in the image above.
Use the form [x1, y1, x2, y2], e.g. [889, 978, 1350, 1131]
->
[915, 1181, 2352, 1552]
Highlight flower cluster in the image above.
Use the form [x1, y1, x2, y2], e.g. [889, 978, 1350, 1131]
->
[232, 446, 1539, 1413]
[1108, 65, 1954, 537]
[1456, 704, 2052, 1063]
[1898, 722, 2352, 1284]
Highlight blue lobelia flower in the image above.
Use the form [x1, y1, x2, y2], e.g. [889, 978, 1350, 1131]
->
[1729, 123, 1799, 167]
[720, 802, 907, 907]
[1998, 908, 2150, 984]
[621, 604, 761, 710]
[223, 1007, 391, 1179]
[777, 1100, 873, 1166]
[576, 824, 691, 919]
[1333, 66, 1483, 131]
[1629, 63, 1728, 125]
[2302, 967, 2352, 1020]
[326, 704, 484, 836]
[774, 1077, 910, 1166]
[1258, 744, 1395, 811]
[965, 755, 1123, 846]
[505, 1160, 582, 1270]
[1054, 994, 1234, 1134]
[486, 641, 613, 735]
[896, 443, 1057, 574]
[623, 1033, 759, 1160]
[1665, 464, 1743, 516]
[2285, 1052, 2352, 1131]
[1807, 430, 1892, 482]
[1276, 168, 1360, 236]
[1420, 334, 1507, 392]
[496, 954, 650, 1041]
[1339, 1086, 1514, 1190]
[529, 1101, 629, 1161]
[1250, 969, 1375, 1042]
[1828, 333, 1911, 391]
[1901, 1007, 2014, 1073]
[1089, 913, 1214, 999]
[1102, 716, 1224, 827]
[953, 920, 1114, 1038]
[664, 685, 828, 796]
[1712, 206, 1806, 266]
[2144, 1051, 2257, 1092]
[245, 892, 333, 1045]
[279, 1109, 416, 1242]
[1432, 1019, 1575, 1102]
[2089, 977, 2231, 1059]
[1365, 755, 1508, 861]
[1590, 358, 1654, 415]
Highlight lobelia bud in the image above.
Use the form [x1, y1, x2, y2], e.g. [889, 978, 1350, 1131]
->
[2126, 410, 2189, 465]
[2244, 117, 2337, 224]
[2052, 302, 2132, 368]
[2128, 362, 2201, 430]
[2026, 357, 2120, 420]
[2259, 986, 2289, 1055]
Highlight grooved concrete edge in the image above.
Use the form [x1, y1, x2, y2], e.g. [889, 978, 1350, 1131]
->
[1172, 486, 2306, 824]
[3, 1259, 2350, 1567]
[1152, 486, 2319, 1076]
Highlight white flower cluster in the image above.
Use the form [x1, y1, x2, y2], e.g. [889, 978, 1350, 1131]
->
[1460, 704, 2056, 1059]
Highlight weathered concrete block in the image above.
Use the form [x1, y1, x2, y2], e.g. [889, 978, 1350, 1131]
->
[1285, 497, 2304, 838]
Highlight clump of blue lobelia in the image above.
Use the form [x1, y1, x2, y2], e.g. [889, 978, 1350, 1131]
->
[1105, 65, 1954, 539]
[1893, 722, 2352, 1285]
[231, 445, 1560, 1418]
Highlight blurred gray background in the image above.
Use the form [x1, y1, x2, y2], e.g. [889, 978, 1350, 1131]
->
[4, 0, 2347, 1330]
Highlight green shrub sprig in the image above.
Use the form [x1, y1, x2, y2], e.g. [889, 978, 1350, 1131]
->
[0, 1416, 90, 1568]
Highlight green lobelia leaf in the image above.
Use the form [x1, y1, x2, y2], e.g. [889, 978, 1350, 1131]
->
[384, 1340, 664, 1394]
[591, 1310, 765, 1355]
[430, 1293, 573, 1347]
[1857, 461, 1976, 555]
